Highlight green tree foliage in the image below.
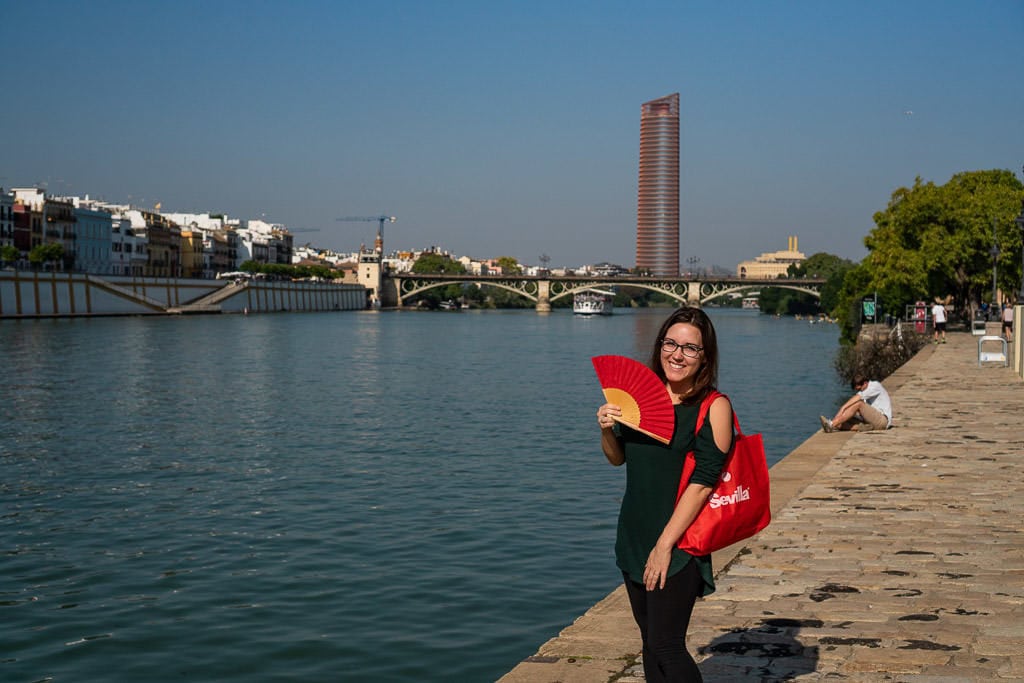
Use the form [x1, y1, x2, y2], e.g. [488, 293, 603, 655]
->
[787, 252, 856, 314]
[406, 253, 468, 307]
[834, 262, 876, 341]
[1, 245, 20, 265]
[495, 256, 522, 275]
[28, 243, 64, 270]
[758, 285, 818, 316]
[759, 253, 853, 316]
[411, 253, 466, 275]
[237, 260, 341, 280]
[861, 170, 1023, 321]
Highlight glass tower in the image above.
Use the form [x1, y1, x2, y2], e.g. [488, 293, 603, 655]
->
[636, 93, 680, 277]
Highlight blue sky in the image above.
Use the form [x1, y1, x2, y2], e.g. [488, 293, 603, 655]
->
[3, 1, 1022, 270]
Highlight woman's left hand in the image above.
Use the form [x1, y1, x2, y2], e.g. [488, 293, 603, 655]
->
[643, 545, 672, 591]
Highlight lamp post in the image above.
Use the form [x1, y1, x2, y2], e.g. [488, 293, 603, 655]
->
[990, 217, 999, 316]
[1016, 198, 1024, 304]
[686, 255, 700, 278]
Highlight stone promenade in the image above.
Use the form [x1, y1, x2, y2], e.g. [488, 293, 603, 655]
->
[501, 330, 1023, 682]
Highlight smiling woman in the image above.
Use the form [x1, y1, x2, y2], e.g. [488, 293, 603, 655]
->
[596, 306, 734, 681]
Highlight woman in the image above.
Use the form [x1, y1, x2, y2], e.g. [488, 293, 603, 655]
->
[597, 307, 732, 682]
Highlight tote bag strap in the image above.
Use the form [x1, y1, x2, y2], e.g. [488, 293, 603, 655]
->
[696, 390, 745, 439]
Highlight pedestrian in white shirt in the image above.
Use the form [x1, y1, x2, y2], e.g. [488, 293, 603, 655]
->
[931, 301, 947, 344]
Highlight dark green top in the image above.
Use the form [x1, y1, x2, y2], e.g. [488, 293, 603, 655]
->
[614, 398, 730, 596]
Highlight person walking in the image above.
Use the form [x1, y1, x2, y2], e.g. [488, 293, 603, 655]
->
[931, 300, 947, 344]
[1002, 303, 1014, 343]
[819, 375, 893, 433]
[597, 307, 732, 682]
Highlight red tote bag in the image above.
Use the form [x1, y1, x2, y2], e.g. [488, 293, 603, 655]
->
[675, 391, 771, 556]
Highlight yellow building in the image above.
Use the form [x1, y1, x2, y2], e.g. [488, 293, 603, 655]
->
[179, 229, 206, 278]
[737, 236, 805, 278]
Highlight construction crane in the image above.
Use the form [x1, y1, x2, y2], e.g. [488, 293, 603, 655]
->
[336, 215, 396, 241]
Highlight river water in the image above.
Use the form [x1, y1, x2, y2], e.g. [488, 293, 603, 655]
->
[0, 308, 845, 682]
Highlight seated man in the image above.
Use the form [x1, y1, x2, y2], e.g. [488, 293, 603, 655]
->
[820, 375, 892, 432]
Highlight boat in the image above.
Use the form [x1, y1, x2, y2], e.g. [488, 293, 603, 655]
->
[574, 289, 614, 316]
[439, 299, 460, 311]
[741, 296, 760, 310]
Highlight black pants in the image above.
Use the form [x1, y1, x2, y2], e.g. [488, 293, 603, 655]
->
[622, 560, 703, 682]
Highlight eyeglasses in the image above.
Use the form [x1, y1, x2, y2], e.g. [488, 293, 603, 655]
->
[660, 339, 703, 358]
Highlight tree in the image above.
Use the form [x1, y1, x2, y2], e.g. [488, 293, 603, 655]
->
[411, 253, 466, 275]
[787, 252, 856, 314]
[863, 170, 1023, 321]
[28, 243, 64, 270]
[758, 253, 851, 316]
[1, 245, 19, 266]
[495, 256, 522, 275]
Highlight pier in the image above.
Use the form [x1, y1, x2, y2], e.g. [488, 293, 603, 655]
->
[501, 328, 1023, 681]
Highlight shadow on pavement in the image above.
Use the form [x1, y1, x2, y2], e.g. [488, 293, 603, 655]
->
[697, 617, 820, 681]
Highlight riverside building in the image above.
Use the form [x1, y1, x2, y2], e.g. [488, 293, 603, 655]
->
[636, 93, 680, 277]
[736, 235, 806, 278]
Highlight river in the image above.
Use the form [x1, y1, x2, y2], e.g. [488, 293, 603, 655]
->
[0, 307, 846, 682]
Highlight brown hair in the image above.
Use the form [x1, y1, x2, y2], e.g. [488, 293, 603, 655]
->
[648, 306, 719, 403]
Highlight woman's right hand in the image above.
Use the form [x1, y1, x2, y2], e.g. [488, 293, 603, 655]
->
[596, 403, 621, 430]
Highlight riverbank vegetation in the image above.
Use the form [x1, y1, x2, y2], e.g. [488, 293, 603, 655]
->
[833, 328, 930, 384]
[830, 169, 1023, 342]
[761, 169, 1023, 344]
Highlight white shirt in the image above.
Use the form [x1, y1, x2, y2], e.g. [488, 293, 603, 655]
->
[1003, 307, 1014, 323]
[859, 380, 892, 427]
[931, 304, 946, 324]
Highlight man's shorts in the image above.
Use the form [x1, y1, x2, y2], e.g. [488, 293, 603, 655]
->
[935, 321, 947, 332]
[854, 403, 890, 431]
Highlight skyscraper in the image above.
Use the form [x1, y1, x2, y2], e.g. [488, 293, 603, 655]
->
[636, 93, 680, 277]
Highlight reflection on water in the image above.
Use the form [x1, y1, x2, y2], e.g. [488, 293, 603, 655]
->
[0, 308, 845, 682]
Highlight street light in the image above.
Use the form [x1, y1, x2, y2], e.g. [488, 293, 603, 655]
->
[1016, 198, 1024, 304]
[686, 255, 700, 278]
[990, 217, 999, 316]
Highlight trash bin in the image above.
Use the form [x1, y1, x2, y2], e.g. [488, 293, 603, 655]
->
[913, 301, 927, 334]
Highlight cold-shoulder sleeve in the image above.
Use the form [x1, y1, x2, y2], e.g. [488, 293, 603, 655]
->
[689, 414, 730, 487]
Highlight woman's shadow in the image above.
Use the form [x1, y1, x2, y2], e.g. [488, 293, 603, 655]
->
[696, 617, 820, 682]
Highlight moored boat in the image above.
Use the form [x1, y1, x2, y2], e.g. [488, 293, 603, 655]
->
[573, 289, 614, 316]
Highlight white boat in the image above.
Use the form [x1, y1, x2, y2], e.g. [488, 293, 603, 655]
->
[741, 296, 760, 310]
[574, 289, 614, 316]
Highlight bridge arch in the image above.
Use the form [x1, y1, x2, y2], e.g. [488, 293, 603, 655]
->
[697, 282, 821, 305]
[397, 276, 539, 306]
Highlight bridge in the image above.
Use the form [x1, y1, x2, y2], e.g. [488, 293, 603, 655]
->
[386, 273, 825, 312]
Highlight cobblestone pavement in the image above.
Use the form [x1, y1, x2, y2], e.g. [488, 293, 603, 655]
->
[500, 331, 1023, 682]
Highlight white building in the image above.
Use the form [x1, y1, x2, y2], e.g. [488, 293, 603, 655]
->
[233, 218, 292, 268]
[110, 216, 146, 276]
[161, 212, 225, 232]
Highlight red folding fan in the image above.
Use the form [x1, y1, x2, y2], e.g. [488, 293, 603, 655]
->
[591, 355, 675, 444]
